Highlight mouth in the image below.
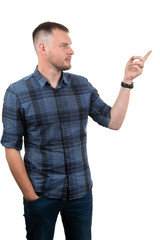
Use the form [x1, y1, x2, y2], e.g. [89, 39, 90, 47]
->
[65, 57, 71, 63]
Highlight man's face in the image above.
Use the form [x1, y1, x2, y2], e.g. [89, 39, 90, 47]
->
[47, 29, 74, 71]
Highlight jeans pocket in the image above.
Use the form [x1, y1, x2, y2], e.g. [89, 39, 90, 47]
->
[24, 196, 43, 204]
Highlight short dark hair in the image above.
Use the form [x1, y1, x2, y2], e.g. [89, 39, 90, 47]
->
[32, 21, 69, 44]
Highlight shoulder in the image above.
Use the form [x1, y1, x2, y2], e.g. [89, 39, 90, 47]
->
[7, 73, 34, 95]
[64, 72, 88, 86]
[64, 72, 97, 93]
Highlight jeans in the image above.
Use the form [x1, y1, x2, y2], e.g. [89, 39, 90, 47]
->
[23, 191, 92, 240]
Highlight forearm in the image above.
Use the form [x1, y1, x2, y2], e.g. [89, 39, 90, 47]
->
[108, 86, 131, 130]
[5, 148, 38, 201]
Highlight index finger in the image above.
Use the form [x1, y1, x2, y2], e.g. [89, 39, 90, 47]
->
[144, 50, 152, 61]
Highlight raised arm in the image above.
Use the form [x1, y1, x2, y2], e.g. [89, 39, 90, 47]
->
[108, 50, 152, 130]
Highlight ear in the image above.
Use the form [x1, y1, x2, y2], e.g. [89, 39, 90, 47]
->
[39, 43, 47, 55]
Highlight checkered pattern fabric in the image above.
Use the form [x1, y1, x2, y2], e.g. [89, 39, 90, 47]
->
[1, 67, 111, 200]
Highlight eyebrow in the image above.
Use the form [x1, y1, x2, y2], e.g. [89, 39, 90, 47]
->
[59, 42, 72, 46]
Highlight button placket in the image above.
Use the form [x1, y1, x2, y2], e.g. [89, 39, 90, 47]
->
[54, 90, 72, 197]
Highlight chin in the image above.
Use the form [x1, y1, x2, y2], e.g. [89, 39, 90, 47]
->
[63, 65, 72, 71]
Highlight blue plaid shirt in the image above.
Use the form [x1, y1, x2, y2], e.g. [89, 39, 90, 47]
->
[1, 67, 111, 200]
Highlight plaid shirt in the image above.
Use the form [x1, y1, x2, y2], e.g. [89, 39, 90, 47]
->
[1, 67, 111, 200]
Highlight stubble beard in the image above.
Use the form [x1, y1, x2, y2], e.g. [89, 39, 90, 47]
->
[62, 63, 72, 71]
[49, 58, 72, 72]
[47, 47, 72, 71]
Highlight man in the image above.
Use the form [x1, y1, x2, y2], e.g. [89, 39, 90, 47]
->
[1, 22, 151, 240]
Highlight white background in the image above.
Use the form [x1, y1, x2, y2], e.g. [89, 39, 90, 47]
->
[0, 0, 159, 239]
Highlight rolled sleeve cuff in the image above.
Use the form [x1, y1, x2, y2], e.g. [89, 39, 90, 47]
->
[1, 133, 23, 151]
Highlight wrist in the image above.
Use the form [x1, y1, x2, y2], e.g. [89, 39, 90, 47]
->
[24, 192, 39, 201]
[123, 77, 133, 85]
[121, 81, 134, 89]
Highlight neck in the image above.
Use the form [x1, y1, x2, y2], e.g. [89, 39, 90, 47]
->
[38, 62, 62, 89]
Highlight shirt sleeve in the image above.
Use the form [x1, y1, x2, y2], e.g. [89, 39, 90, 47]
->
[88, 81, 111, 128]
[1, 86, 24, 150]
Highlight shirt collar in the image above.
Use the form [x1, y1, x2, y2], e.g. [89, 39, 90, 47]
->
[33, 66, 69, 87]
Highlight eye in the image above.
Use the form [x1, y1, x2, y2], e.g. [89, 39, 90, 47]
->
[60, 44, 67, 49]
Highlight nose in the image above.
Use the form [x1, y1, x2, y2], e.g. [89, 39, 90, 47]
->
[69, 46, 74, 55]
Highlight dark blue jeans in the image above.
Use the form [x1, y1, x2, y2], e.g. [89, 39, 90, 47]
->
[23, 191, 92, 240]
